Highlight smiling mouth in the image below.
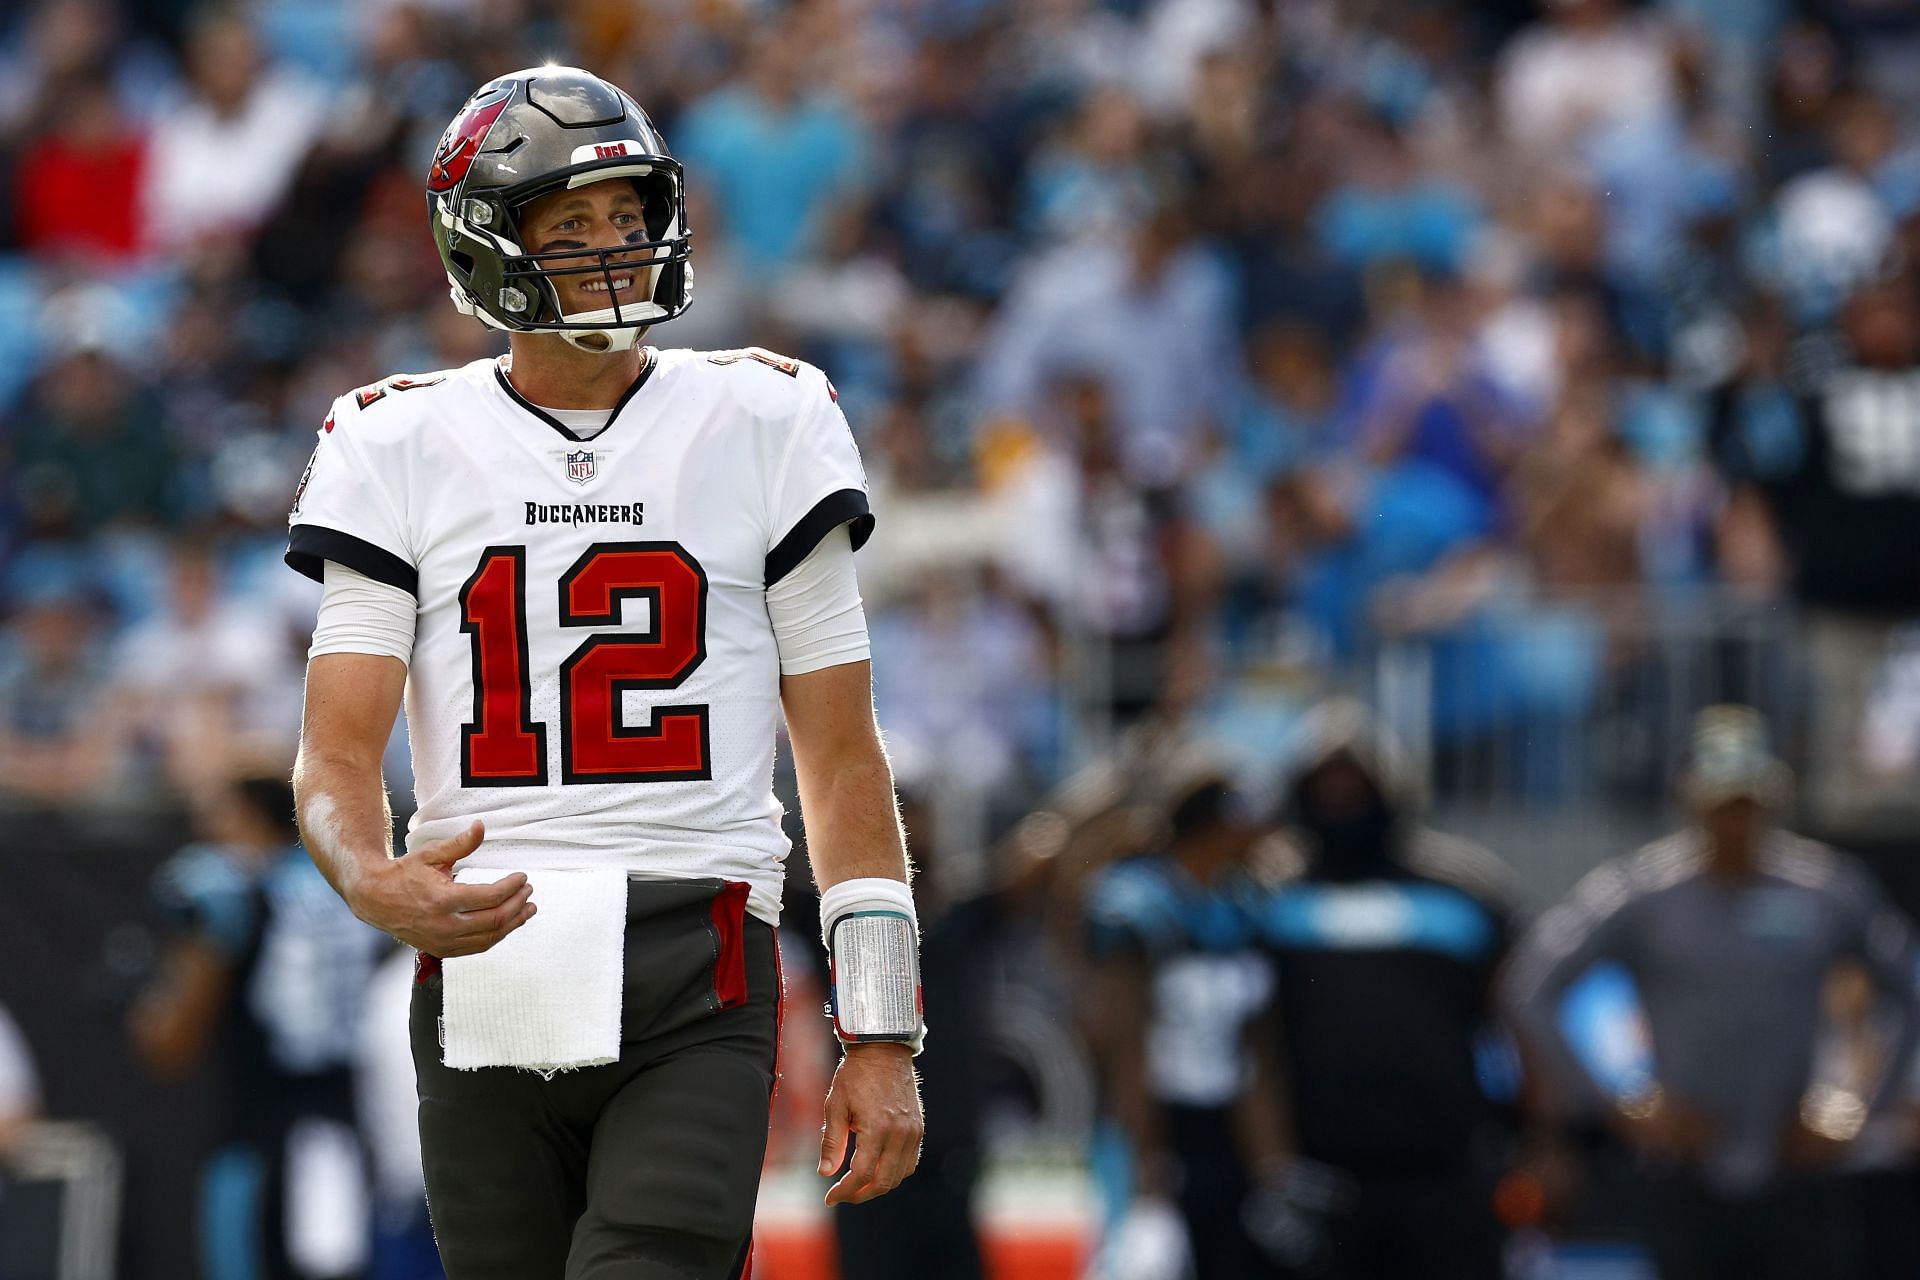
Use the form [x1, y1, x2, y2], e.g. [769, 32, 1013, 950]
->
[582, 274, 636, 295]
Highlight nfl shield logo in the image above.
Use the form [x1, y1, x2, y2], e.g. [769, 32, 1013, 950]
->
[566, 449, 596, 485]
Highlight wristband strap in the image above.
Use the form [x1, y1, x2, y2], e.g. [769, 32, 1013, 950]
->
[819, 877, 926, 1054]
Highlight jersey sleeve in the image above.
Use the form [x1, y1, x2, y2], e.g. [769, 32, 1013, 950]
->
[764, 370, 874, 588]
[285, 399, 419, 597]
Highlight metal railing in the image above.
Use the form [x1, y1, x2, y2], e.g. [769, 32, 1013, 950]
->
[2, 1122, 123, 1280]
[1365, 590, 1920, 905]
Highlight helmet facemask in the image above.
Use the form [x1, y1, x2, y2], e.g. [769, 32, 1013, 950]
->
[436, 146, 693, 351]
[498, 168, 689, 352]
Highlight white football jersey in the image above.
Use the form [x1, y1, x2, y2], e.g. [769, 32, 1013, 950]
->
[287, 347, 871, 924]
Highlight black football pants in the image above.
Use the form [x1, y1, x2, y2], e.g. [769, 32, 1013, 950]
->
[411, 877, 781, 1280]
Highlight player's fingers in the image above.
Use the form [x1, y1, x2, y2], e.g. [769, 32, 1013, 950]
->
[827, 1129, 885, 1206]
[446, 873, 529, 911]
[437, 902, 536, 957]
[856, 1115, 922, 1202]
[418, 820, 486, 865]
[879, 1117, 923, 1190]
[818, 1091, 851, 1178]
[452, 882, 533, 932]
[441, 872, 528, 912]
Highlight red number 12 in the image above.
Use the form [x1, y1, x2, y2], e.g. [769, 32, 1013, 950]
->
[460, 542, 710, 787]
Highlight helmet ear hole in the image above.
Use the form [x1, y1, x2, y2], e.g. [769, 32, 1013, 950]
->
[450, 250, 475, 274]
[636, 171, 677, 240]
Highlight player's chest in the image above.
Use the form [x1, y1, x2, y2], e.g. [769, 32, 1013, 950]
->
[405, 425, 765, 608]
[1636, 884, 1839, 983]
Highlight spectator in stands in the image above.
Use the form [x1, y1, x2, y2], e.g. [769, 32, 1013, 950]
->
[140, 6, 321, 253]
[1496, 0, 1678, 152]
[1340, 270, 1530, 515]
[973, 175, 1243, 486]
[869, 567, 1058, 793]
[129, 772, 383, 1280]
[996, 370, 1184, 722]
[11, 72, 144, 261]
[1712, 274, 1920, 614]
[1239, 700, 1516, 1280]
[675, 22, 870, 272]
[1313, 111, 1483, 278]
[1510, 380, 1647, 594]
[1504, 706, 1920, 1280]
[1769, 87, 1920, 322]
[6, 287, 178, 539]
[0, 1, 126, 150]
[111, 538, 295, 795]
[1759, 23, 1846, 189]
[1020, 87, 1155, 244]
[1177, 320, 1336, 655]
[1711, 275, 1920, 830]
[0, 548, 123, 805]
[1081, 750, 1275, 1280]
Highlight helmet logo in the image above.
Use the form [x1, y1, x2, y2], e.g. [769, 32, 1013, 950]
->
[566, 450, 597, 484]
[428, 95, 510, 192]
[569, 140, 647, 165]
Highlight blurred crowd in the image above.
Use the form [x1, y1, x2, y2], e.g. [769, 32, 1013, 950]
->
[4, 0, 1920, 817]
[8, 0, 1920, 1275]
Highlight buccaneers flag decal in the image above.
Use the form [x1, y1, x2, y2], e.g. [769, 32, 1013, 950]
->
[428, 94, 510, 192]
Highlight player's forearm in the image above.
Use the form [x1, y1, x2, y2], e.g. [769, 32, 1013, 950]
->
[1503, 990, 1611, 1119]
[797, 744, 910, 888]
[1235, 1013, 1294, 1175]
[1092, 961, 1171, 1195]
[1865, 969, 1920, 1114]
[295, 652, 408, 910]
[292, 745, 396, 906]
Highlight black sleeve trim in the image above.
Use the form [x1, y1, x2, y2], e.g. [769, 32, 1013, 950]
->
[765, 488, 874, 588]
[286, 525, 419, 597]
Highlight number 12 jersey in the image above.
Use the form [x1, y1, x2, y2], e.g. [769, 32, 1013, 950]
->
[286, 347, 872, 925]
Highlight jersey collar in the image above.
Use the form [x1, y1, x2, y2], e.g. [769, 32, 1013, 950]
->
[492, 349, 657, 443]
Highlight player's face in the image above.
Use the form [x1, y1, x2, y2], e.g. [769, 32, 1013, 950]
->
[517, 179, 656, 317]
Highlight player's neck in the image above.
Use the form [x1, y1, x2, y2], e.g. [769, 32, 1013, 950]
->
[503, 334, 649, 411]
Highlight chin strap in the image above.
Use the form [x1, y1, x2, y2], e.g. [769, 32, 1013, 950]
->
[556, 321, 649, 353]
[447, 251, 684, 351]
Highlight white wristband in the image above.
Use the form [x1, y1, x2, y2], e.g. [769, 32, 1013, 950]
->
[819, 877, 925, 1054]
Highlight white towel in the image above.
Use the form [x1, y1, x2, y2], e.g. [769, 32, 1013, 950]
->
[440, 867, 627, 1072]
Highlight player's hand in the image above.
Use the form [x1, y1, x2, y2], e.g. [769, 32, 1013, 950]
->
[344, 820, 536, 958]
[1611, 1087, 1713, 1164]
[818, 1041, 922, 1205]
[1781, 1117, 1854, 1171]
[1089, 1196, 1192, 1280]
[1781, 1085, 1866, 1172]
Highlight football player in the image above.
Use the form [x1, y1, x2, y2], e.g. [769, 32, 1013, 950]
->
[286, 67, 924, 1279]
[1081, 753, 1278, 1280]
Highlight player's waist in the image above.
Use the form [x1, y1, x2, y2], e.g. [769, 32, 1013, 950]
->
[432, 834, 781, 867]
[414, 832, 788, 924]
